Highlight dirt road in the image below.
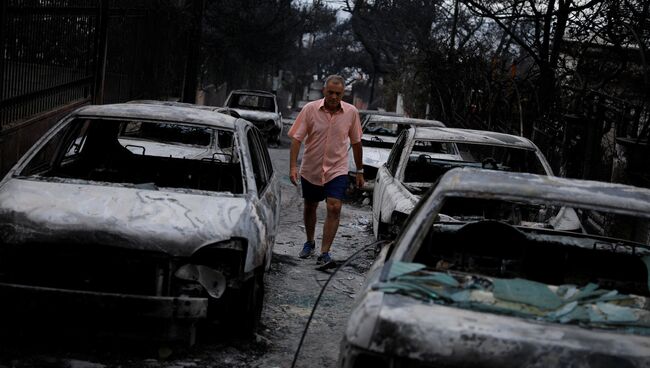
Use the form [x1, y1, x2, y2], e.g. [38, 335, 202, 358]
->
[0, 139, 376, 368]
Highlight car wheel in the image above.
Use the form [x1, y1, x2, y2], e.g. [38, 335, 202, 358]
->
[231, 270, 265, 336]
[377, 217, 391, 240]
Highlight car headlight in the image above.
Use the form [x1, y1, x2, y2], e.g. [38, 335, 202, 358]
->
[175, 264, 226, 298]
[173, 239, 247, 297]
[191, 238, 246, 276]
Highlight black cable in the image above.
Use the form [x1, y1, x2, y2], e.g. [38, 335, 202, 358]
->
[290, 239, 388, 368]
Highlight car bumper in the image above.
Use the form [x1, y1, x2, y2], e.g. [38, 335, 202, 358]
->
[0, 282, 208, 320]
[342, 292, 650, 367]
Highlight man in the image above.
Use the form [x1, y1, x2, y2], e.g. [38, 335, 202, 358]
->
[288, 75, 364, 268]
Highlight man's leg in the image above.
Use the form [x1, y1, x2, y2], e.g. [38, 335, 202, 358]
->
[299, 177, 324, 258]
[319, 175, 348, 256]
[304, 200, 319, 243]
[321, 197, 342, 254]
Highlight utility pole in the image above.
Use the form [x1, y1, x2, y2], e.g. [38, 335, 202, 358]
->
[93, 0, 109, 104]
[182, 0, 204, 104]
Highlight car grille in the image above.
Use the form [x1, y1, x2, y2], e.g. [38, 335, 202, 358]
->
[0, 243, 174, 296]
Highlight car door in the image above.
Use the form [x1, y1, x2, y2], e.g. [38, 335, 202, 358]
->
[245, 126, 280, 270]
[373, 130, 410, 238]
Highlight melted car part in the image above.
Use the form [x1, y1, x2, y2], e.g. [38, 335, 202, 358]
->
[415, 221, 650, 297]
[175, 264, 226, 299]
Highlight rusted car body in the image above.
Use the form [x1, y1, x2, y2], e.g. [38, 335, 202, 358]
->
[348, 115, 445, 187]
[224, 89, 283, 143]
[0, 103, 280, 342]
[372, 126, 583, 239]
[340, 168, 650, 367]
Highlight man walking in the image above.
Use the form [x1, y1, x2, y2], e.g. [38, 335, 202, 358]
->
[288, 75, 364, 268]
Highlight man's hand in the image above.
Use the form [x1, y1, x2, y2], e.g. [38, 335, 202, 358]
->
[351, 142, 364, 188]
[289, 138, 302, 186]
[290, 166, 299, 186]
[356, 172, 365, 188]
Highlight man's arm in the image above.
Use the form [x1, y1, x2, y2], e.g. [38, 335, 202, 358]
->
[351, 141, 365, 188]
[289, 138, 302, 186]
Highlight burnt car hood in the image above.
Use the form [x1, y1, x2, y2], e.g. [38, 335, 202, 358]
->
[230, 109, 278, 122]
[346, 291, 650, 367]
[0, 178, 250, 257]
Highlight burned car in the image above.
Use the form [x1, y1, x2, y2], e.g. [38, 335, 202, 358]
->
[357, 109, 402, 123]
[224, 89, 283, 144]
[372, 126, 582, 239]
[340, 168, 650, 367]
[348, 115, 445, 187]
[0, 103, 280, 342]
[128, 99, 240, 117]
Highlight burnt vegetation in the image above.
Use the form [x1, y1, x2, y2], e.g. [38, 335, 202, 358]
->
[1, 0, 647, 184]
[194, 0, 650, 188]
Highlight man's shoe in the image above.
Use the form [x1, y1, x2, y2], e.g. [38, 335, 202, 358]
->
[316, 252, 336, 270]
[316, 252, 332, 265]
[298, 241, 315, 258]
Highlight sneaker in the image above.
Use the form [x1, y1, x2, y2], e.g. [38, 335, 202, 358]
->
[316, 252, 332, 266]
[298, 241, 315, 258]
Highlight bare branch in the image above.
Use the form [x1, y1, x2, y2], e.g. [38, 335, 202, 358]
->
[464, 0, 542, 65]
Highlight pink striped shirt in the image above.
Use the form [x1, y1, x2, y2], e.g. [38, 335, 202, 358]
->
[288, 98, 362, 185]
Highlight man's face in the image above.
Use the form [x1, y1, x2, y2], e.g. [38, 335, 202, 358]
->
[322, 81, 344, 110]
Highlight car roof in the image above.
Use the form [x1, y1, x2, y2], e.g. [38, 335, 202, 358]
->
[413, 127, 537, 149]
[74, 103, 239, 130]
[367, 114, 445, 127]
[435, 167, 650, 217]
[127, 100, 223, 112]
[359, 110, 402, 117]
[230, 89, 275, 97]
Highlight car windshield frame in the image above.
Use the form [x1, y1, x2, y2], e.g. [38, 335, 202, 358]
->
[390, 171, 650, 264]
[398, 139, 550, 183]
[14, 116, 244, 194]
[227, 93, 276, 113]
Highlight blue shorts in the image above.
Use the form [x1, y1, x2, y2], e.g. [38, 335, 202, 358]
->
[301, 175, 349, 202]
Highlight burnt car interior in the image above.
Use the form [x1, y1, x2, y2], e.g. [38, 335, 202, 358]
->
[19, 119, 244, 193]
[361, 136, 395, 149]
[413, 197, 650, 297]
[404, 156, 479, 183]
[455, 143, 547, 174]
[404, 143, 547, 183]
[227, 94, 275, 112]
[364, 122, 409, 138]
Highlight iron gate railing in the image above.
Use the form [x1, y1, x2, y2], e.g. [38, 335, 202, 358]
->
[0, 0, 98, 129]
[0, 0, 194, 130]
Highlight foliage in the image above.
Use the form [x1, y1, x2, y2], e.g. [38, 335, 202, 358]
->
[202, 0, 301, 89]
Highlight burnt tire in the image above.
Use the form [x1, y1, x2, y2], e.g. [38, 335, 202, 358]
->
[231, 270, 265, 337]
[377, 216, 391, 240]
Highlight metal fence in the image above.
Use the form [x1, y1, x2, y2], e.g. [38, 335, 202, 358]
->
[0, 0, 193, 131]
[0, 1, 98, 129]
